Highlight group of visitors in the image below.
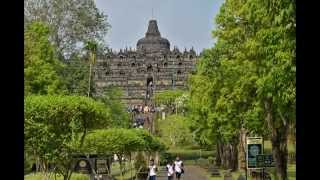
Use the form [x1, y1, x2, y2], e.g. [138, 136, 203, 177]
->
[133, 116, 149, 128]
[128, 104, 156, 128]
[127, 104, 156, 114]
[148, 156, 184, 180]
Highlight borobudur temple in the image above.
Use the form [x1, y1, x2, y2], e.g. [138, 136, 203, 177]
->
[93, 19, 198, 105]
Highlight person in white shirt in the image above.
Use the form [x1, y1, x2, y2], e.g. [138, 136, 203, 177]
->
[166, 160, 174, 180]
[174, 156, 184, 179]
[148, 159, 157, 180]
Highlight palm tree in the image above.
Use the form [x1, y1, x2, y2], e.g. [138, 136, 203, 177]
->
[85, 41, 97, 97]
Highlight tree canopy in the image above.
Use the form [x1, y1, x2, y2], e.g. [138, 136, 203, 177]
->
[24, 95, 111, 179]
[96, 86, 130, 128]
[24, 21, 67, 95]
[187, 0, 295, 176]
[24, 0, 110, 59]
[158, 115, 193, 148]
[82, 128, 165, 177]
[82, 128, 165, 155]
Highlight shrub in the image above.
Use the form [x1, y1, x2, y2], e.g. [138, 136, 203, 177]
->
[166, 149, 214, 160]
[134, 152, 148, 179]
[208, 156, 215, 164]
[159, 152, 175, 165]
[196, 158, 209, 168]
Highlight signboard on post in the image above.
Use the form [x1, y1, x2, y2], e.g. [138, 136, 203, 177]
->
[95, 159, 108, 174]
[256, 154, 275, 168]
[74, 159, 92, 174]
[246, 137, 263, 169]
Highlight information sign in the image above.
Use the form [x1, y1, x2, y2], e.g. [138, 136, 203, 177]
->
[247, 137, 263, 169]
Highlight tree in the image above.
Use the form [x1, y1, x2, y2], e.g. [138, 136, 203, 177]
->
[187, 0, 295, 175]
[24, 0, 110, 60]
[214, 0, 295, 178]
[153, 90, 185, 113]
[82, 129, 164, 179]
[85, 40, 97, 97]
[96, 86, 130, 128]
[24, 95, 110, 180]
[133, 129, 166, 152]
[187, 0, 295, 177]
[61, 57, 90, 96]
[158, 115, 193, 148]
[24, 21, 67, 95]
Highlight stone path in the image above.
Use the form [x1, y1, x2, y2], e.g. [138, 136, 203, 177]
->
[157, 165, 208, 180]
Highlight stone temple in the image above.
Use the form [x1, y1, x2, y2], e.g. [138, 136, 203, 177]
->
[93, 19, 198, 105]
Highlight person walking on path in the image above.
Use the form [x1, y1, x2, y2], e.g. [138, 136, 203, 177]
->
[148, 159, 158, 180]
[174, 156, 184, 180]
[166, 160, 174, 180]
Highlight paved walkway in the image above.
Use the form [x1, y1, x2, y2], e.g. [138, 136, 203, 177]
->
[157, 165, 208, 180]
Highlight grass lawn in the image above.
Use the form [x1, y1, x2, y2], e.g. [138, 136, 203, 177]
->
[165, 148, 215, 161]
[24, 173, 89, 180]
[204, 163, 296, 180]
[24, 161, 135, 180]
[264, 140, 295, 153]
[111, 161, 136, 180]
[113, 168, 137, 180]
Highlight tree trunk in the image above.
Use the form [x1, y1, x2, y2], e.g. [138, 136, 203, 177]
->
[107, 157, 112, 175]
[238, 128, 247, 171]
[220, 141, 238, 171]
[80, 128, 87, 147]
[155, 151, 160, 166]
[271, 128, 288, 180]
[265, 99, 289, 180]
[215, 142, 222, 167]
[225, 144, 231, 169]
[118, 154, 124, 180]
[219, 143, 226, 168]
[230, 143, 238, 171]
[222, 144, 228, 169]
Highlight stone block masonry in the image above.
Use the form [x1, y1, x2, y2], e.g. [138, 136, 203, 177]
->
[93, 19, 198, 105]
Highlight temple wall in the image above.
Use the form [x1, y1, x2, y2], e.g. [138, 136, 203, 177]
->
[93, 51, 197, 105]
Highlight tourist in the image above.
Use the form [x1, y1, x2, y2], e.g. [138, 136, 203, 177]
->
[144, 105, 149, 113]
[148, 159, 157, 180]
[166, 160, 174, 180]
[174, 156, 184, 179]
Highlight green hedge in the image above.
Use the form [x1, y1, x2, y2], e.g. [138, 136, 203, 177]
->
[160, 149, 215, 165]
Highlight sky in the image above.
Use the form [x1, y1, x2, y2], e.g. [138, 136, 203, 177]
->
[95, 0, 224, 53]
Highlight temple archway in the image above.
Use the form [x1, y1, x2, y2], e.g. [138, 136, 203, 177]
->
[147, 76, 153, 86]
[147, 64, 153, 72]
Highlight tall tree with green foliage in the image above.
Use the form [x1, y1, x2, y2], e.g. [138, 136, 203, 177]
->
[85, 40, 97, 97]
[24, 95, 111, 180]
[83, 129, 164, 179]
[188, 0, 295, 177]
[24, 21, 67, 95]
[24, 0, 110, 60]
[153, 90, 185, 113]
[96, 86, 130, 128]
[158, 115, 193, 148]
[61, 57, 90, 96]
[24, 0, 111, 96]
